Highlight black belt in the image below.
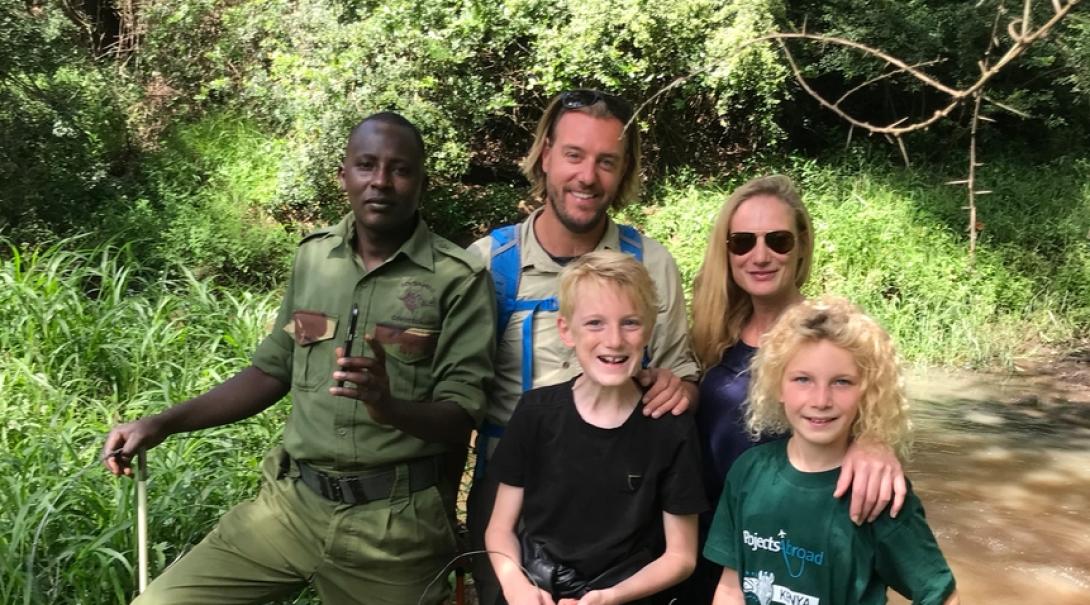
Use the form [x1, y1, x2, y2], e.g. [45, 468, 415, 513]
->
[296, 456, 440, 505]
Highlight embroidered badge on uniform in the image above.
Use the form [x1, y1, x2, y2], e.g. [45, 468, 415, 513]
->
[393, 279, 437, 323]
[626, 473, 643, 491]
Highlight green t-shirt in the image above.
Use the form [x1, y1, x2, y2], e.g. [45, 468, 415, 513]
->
[703, 439, 956, 605]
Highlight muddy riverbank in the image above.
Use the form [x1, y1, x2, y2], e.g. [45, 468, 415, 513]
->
[889, 364, 1090, 604]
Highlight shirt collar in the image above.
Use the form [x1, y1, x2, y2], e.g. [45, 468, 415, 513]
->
[329, 212, 435, 272]
[519, 206, 621, 272]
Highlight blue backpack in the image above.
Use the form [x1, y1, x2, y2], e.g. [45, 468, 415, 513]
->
[489, 222, 645, 393]
[474, 223, 647, 479]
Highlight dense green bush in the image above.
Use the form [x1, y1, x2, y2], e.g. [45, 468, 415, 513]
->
[123, 114, 297, 287]
[134, 0, 791, 221]
[7, 1, 1090, 283]
[0, 4, 135, 243]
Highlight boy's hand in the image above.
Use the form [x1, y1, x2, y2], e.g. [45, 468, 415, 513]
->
[563, 588, 618, 605]
[510, 586, 556, 605]
[834, 438, 907, 524]
[637, 368, 695, 417]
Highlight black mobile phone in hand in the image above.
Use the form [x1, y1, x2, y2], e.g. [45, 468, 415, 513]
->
[337, 303, 359, 388]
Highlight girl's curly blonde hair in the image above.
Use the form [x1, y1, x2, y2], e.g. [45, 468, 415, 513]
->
[746, 297, 913, 460]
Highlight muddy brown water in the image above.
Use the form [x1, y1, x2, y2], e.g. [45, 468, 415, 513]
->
[887, 368, 1090, 605]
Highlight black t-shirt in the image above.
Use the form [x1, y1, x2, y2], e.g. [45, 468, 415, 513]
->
[490, 378, 708, 579]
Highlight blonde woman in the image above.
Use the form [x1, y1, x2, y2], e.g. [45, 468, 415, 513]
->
[675, 175, 906, 602]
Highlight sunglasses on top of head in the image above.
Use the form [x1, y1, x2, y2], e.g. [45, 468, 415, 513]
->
[558, 89, 634, 124]
[727, 231, 796, 255]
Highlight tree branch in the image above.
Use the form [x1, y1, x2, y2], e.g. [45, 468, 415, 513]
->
[834, 59, 945, 107]
[761, 0, 1082, 136]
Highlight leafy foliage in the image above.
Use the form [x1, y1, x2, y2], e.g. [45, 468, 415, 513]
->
[6, 0, 1090, 270]
[132, 0, 791, 223]
[0, 3, 134, 243]
[127, 114, 297, 287]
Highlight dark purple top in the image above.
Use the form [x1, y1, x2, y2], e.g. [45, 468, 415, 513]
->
[696, 341, 780, 518]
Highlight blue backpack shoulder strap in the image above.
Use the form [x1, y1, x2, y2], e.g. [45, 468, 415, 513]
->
[617, 223, 643, 261]
[490, 222, 647, 391]
[616, 223, 651, 367]
[489, 223, 561, 391]
[490, 225, 521, 336]
[476, 225, 527, 482]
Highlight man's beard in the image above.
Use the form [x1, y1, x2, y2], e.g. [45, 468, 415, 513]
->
[546, 184, 610, 235]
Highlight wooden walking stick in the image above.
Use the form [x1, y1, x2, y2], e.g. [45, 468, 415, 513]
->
[135, 449, 149, 593]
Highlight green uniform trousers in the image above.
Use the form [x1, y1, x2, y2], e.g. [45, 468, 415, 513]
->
[133, 448, 457, 605]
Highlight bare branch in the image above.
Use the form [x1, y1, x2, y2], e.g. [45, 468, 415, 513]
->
[763, 0, 1082, 136]
[626, 76, 688, 132]
[1008, 19, 1026, 44]
[895, 136, 911, 167]
[630, 0, 1081, 150]
[761, 32, 961, 96]
[834, 59, 945, 107]
[777, 38, 966, 135]
[962, 3, 1008, 261]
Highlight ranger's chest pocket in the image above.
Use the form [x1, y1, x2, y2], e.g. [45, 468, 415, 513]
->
[285, 310, 338, 391]
[374, 322, 439, 400]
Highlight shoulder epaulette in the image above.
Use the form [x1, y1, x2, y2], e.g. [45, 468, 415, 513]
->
[434, 236, 487, 272]
[298, 227, 337, 246]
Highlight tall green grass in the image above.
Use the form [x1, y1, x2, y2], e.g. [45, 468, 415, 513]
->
[0, 240, 284, 603]
[620, 154, 1090, 366]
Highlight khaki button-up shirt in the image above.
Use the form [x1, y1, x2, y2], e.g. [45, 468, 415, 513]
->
[254, 213, 495, 472]
[469, 208, 699, 428]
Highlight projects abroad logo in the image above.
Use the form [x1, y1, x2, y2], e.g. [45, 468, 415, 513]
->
[742, 529, 825, 577]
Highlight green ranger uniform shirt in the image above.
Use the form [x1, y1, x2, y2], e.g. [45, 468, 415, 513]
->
[704, 439, 957, 605]
[252, 213, 495, 472]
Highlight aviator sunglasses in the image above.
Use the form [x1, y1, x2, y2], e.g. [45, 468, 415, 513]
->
[559, 89, 635, 123]
[727, 230, 796, 255]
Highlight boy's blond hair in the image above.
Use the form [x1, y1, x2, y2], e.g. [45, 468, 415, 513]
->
[747, 297, 912, 460]
[558, 250, 658, 333]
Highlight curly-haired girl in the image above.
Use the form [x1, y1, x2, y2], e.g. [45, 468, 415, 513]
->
[705, 297, 959, 605]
